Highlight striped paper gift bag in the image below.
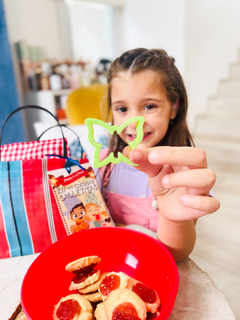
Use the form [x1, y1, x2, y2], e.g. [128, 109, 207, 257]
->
[0, 158, 68, 259]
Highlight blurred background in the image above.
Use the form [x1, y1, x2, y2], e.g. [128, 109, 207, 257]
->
[1, 0, 240, 318]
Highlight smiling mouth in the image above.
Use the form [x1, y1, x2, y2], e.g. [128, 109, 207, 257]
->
[127, 132, 151, 140]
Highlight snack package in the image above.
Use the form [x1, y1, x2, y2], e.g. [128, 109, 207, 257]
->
[48, 159, 114, 235]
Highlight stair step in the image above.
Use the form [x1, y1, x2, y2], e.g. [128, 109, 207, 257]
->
[207, 98, 240, 116]
[193, 49, 240, 171]
[218, 79, 240, 98]
[229, 63, 240, 80]
[193, 136, 240, 166]
[194, 116, 240, 140]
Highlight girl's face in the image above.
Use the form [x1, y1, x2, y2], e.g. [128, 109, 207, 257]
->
[111, 70, 178, 148]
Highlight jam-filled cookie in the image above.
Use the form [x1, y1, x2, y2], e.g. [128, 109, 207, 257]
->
[94, 302, 107, 320]
[127, 278, 160, 313]
[65, 255, 101, 291]
[83, 291, 102, 302]
[79, 272, 109, 294]
[65, 256, 101, 273]
[69, 269, 100, 291]
[53, 294, 93, 320]
[99, 272, 130, 301]
[104, 288, 147, 320]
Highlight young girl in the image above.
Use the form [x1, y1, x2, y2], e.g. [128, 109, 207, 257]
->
[95, 48, 220, 262]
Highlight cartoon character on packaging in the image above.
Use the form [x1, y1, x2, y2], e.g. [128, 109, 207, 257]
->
[85, 203, 103, 228]
[70, 202, 90, 233]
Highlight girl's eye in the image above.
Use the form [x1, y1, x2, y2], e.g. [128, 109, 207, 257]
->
[144, 104, 156, 110]
[116, 106, 127, 113]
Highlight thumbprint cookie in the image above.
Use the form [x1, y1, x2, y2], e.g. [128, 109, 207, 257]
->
[127, 278, 161, 313]
[99, 272, 130, 301]
[69, 269, 100, 291]
[53, 294, 93, 320]
[65, 256, 101, 291]
[104, 288, 147, 320]
[65, 256, 100, 273]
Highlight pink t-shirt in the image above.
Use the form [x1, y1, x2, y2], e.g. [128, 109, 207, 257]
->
[94, 149, 159, 232]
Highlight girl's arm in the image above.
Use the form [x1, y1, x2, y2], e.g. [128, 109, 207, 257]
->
[156, 215, 196, 262]
[124, 146, 220, 262]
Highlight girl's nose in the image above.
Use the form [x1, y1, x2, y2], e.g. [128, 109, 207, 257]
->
[128, 120, 138, 129]
[127, 111, 143, 129]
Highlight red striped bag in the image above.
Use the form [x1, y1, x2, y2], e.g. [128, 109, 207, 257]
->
[0, 106, 71, 258]
[1, 138, 70, 161]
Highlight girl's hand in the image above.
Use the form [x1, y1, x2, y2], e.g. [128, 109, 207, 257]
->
[123, 146, 220, 222]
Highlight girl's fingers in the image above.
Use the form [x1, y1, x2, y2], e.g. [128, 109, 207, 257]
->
[123, 147, 163, 177]
[123, 147, 208, 179]
[161, 168, 217, 190]
[124, 146, 207, 172]
[179, 194, 220, 216]
[148, 147, 208, 168]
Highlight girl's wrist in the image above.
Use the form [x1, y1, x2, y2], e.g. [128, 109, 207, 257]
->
[157, 214, 196, 261]
[158, 211, 193, 226]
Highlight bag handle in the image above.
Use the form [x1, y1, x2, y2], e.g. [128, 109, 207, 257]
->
[37, 124, 84, 159]
[0, 105, 68, 160]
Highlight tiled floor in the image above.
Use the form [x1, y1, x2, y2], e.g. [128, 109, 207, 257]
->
[189, 162, 240, 319]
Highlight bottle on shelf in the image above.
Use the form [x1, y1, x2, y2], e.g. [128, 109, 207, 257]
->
[49, 66, 62, 91]
[58, 64, 70, 89]
[35, 65, 42, 91]
[28, 69, 37, 91]
[39, 61, 51, 90]
[69, 64, 82, 90]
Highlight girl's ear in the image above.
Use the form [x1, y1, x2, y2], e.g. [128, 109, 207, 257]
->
[170, 100, 180, 120]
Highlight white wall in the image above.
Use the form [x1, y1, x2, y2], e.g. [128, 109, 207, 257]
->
[184, 0, 240, 129]
[112, 0, 186, 75]
[3, 0, 63, 98]
[66, 1, 114, 65]
[113, 0, 240, 130]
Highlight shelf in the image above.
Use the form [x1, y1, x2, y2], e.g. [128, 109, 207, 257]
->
[22, 90, 72, 141]
[44, 89, 72, 96]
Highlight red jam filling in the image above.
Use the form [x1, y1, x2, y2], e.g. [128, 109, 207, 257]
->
[99, 274, 121, 296]
[72, 269, 97, 284]
[112, 302, 141, 320]
[132, 283, 157, 304]
[72, 263, 97, 274]
[56, 299, 81, 320]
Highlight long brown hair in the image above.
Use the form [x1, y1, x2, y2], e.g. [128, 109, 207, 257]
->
[101, 48, 194, 190]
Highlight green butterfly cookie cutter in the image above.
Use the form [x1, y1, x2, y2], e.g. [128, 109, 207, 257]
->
[85, 116, 145, 168]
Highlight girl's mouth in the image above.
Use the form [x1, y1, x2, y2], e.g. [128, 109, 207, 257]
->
[127, 132, 152, 141]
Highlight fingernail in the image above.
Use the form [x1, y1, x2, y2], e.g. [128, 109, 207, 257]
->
[162, 175, 169, 186]
[180, 195, 188, 204]
[133, 150, 142, 161]
[149, 150, 158, 161]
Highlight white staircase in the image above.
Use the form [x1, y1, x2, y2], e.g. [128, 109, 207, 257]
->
[190, 52, 240, 320]
[193, 51, 240, 175]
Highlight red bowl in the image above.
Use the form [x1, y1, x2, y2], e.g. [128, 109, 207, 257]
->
[21, 227, 179, 320]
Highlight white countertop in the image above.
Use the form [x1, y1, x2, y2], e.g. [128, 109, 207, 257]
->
[0, 254, 39, 318]
[0, 253, 236, 320]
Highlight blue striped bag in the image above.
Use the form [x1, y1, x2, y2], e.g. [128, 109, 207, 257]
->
[0, 106, 70, 258]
